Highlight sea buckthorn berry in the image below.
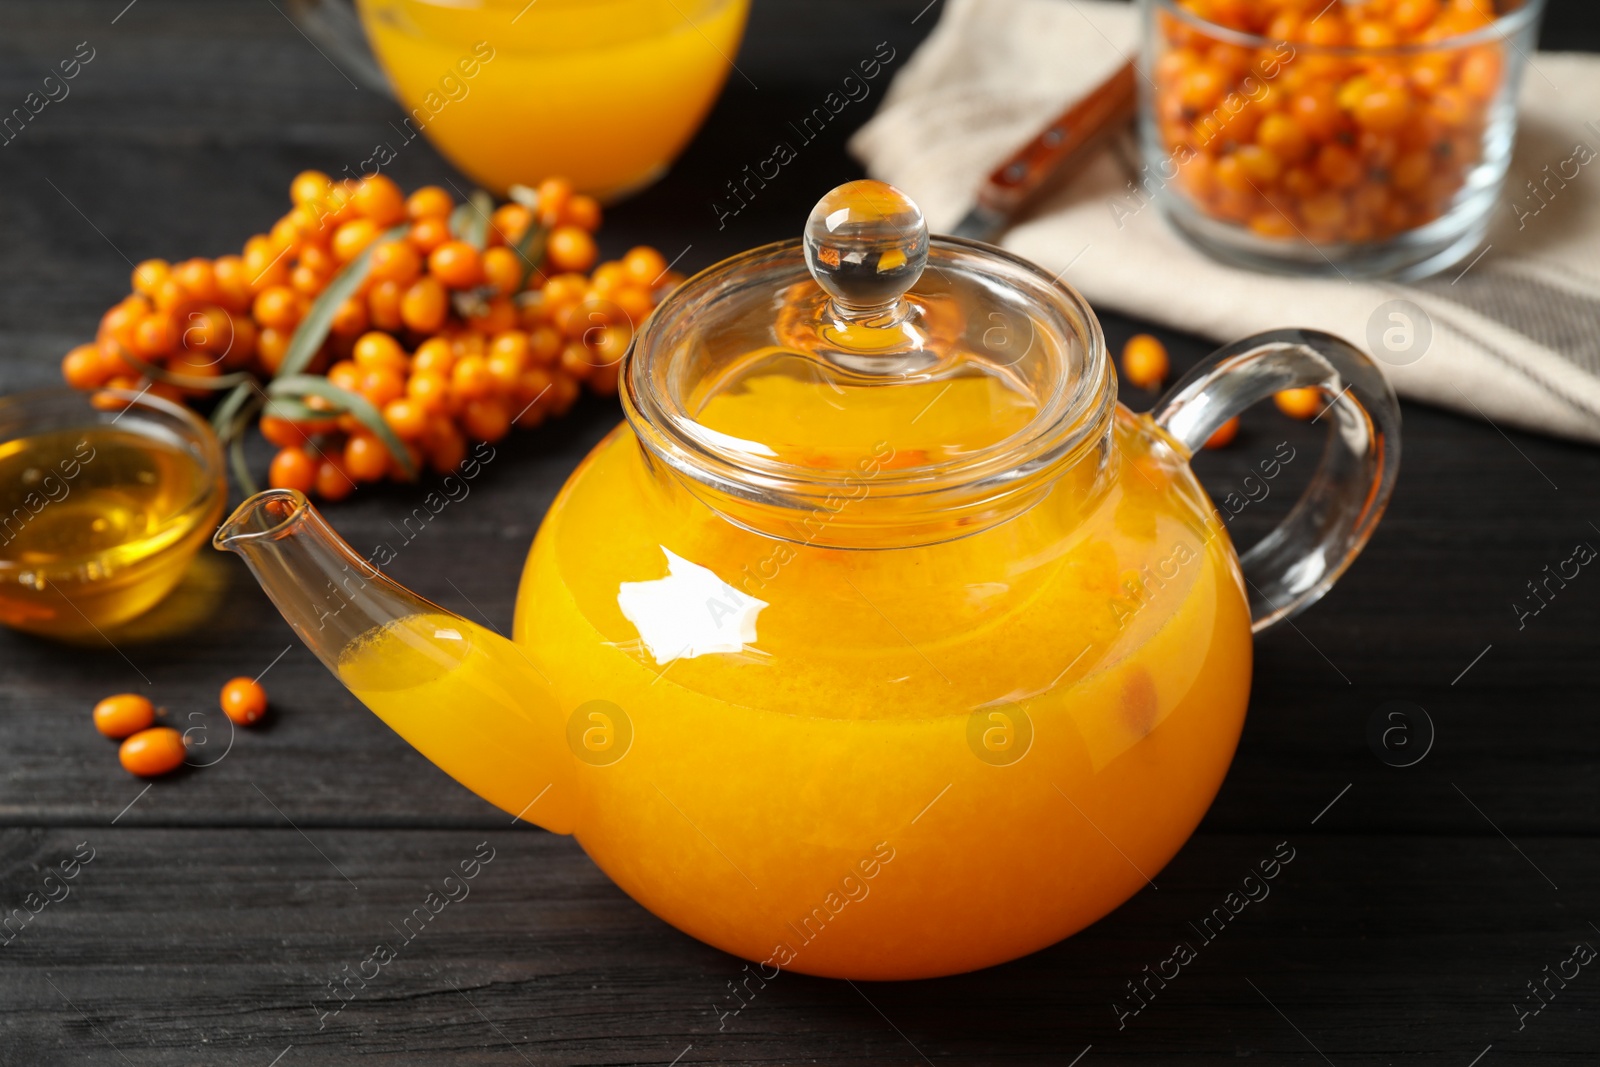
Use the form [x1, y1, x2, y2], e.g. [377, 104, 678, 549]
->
[1300, 190, 1348, 231]
[119, 727, 186, 778]
[259, 415, 309, 449]
[591, 322, 633, 368]
[383, 397, 429, 440]
[353, 331, 409, 373]
[559, 340, 599, 380]
[589, 261, 628, 298]
[368, 239, 422, 286]
[468, 296, 518, 336]
[453, 332, 487, 360]
[367, 279, 405, 332]
[428, 241, 484, 289]
[535, 177, 573, 225]
[269, 446, 318, 492]
[1352, 84, 1412, 132]
[450, 354, 495, 401]
[1302, 12, 1348, 47]
[332, 218, 382, 262]
[1314, 143, 1363, 189]
[613, 285, 655, 328]
[515, 365, 554, 406]
[482, 245, 524, 295]
[527, 324, 562, 366]
[1121, 334, 1170, 391]
[254, 285, 304, 331]
[546, 226, 598, 274]
[1460, 48, 1503, 101]
[623, 246, 669, 287]
[461, 397, 511, 442]
[173, 258, 219, 303]
[152, 277, 188, 314]
[62, 344, 107, 390]
[406, 371, 450, 414]
[353, 175, 406, 226]
[325, 359, 361, 393]
[91, 334, 135, 377]
[94, 693, 155, 739]
[344, 433, 391, 481]
[270, 216, 303, 256]
[1353, 21, 1398, 49]
[101, 295, 150, 342]
[257, 327, 291, 373]
[291, 169, 333, 206]
[412, 336, 455, 375]
[1205, 416, 1240, 449]
[243, 237, 290, 291]
[290, 262, 326, 296]
[132, 259, 170, 297]
[218, 676, 270, 727]
[562, 194, 601, 232]
[132, 312, 178, 358]
[331, 295, 369, 337]
[487, 350, 525, 392]
[182, 305, 234, 355]
[427, 420, 468, 473]
[491, 203, 533, 243]
[408, 215, 451, 254]
[212, 255, 253, 311]
[400, 277, 449, 333]
[1275, 387, 1323, 420]
[1393, 0, 1441, 32]
[542, 272, 590, 310]
[1255, 113, 1310, 165]
[406, 185, 453, 220]
[547, 371, 581, 416]
[490, 329, 531, 363]
[359, 366, 405, 407]
[315, 457, 354, 501]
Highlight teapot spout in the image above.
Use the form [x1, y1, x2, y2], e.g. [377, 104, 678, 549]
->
[215, 490, 575, 834]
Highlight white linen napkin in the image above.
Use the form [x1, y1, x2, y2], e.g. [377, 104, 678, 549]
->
[849, 0, 1600, 443]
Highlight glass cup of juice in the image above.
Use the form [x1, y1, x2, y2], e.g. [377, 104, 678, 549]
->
[0, 388, 226, 640]
[353, 0, 750, 198]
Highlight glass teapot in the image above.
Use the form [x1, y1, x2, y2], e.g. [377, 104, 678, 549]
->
[217, 181, 1399, 981]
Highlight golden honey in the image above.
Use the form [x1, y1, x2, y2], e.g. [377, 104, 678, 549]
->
[0, 423, 220, 638]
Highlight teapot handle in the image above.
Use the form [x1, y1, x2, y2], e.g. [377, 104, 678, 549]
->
[1149, 329, 1401, 633]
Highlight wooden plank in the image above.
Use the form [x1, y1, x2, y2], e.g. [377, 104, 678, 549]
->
[0, 828, 1596, 1064]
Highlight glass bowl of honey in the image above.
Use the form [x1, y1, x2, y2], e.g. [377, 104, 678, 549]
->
[0, 387, 226, 640]
[1140, 0, 1546, 279]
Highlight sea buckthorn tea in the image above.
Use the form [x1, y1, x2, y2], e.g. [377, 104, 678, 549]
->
[1140, 0, 1546, 278]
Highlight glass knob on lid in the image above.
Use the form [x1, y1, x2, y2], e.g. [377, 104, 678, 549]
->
[800, 181, 938, 373]
[804, 180, 928, 317]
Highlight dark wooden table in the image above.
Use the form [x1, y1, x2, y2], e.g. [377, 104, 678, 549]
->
[4, 1, 1599, 1063]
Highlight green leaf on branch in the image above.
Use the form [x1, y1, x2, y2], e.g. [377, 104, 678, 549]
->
[275, 224, 406, 381]
[514, 219, 548, 291]
[116, 344, 251, 392]
[270, 374, 416, 480]
[450, 189, 494, 250]
[211, 381, 256, 440]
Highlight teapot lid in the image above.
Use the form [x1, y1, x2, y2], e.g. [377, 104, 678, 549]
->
[621, 181, 1115, 547]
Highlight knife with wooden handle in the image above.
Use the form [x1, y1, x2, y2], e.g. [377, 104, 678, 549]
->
[947, 59, 1139, 243]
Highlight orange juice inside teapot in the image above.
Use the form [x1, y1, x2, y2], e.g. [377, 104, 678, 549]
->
[217, 181, 1399, 980]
